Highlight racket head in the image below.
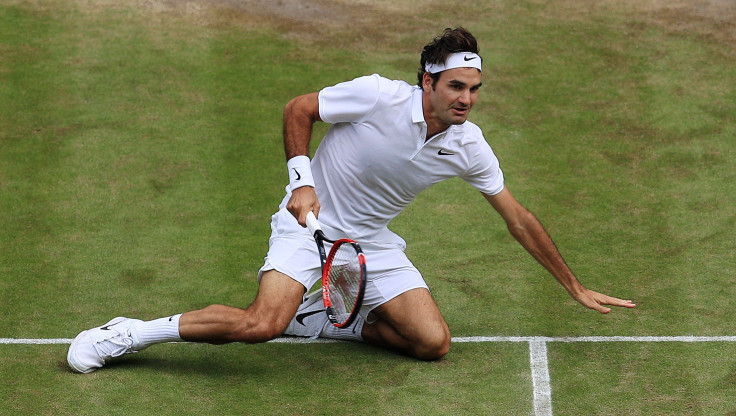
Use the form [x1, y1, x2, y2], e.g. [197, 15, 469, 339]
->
[321, 239, 367, 328]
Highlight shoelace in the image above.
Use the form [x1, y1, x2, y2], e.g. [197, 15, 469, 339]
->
[93, 328, 135, 359]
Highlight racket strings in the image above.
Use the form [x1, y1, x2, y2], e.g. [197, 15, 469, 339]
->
[326, 243, 362, 320]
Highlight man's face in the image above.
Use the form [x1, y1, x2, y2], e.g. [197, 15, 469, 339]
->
[422, 67, 482, 131]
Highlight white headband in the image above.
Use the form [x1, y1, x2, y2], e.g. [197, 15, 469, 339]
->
[425, 52, 482, 74]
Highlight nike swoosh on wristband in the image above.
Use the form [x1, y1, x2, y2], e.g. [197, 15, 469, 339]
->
[296, 309, 326, 326]
[292, 168, 302, 181]
[438, 149, 455, 156]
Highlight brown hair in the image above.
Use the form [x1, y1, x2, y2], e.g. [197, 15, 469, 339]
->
[417, 27, 480, 86]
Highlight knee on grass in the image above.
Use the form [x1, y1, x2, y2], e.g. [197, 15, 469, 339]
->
[412, 331, 451, 361]
[232, 313, 289, 343]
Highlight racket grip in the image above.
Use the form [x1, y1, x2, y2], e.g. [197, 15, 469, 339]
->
[305, 211, 321, 236]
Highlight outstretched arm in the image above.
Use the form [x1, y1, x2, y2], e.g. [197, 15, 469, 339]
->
[483, 187, 636, 313]
[283, 92, 321, 226]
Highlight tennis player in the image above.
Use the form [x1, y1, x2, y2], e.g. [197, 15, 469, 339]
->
[67, 27, 635, 374]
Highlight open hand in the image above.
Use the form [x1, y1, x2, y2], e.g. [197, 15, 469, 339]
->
[572, 288, 636, 314]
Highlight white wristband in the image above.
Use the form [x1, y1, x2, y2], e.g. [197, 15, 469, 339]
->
[287, 155, 315, 191]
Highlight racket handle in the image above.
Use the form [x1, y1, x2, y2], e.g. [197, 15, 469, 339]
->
[305, 211, 321, 236]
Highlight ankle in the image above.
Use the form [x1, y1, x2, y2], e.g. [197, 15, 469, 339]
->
[131, 314, 183, 350]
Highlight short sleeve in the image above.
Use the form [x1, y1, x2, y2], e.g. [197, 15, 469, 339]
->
[318, 74, 381, 124]
[462, 134, 505, 196]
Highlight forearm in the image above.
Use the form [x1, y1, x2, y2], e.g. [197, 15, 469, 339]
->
[282, 93, 322, 224]
[508, 210, 585, 295]
[283, 93, 320, 160]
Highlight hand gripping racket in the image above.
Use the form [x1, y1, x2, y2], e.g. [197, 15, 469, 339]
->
[305, 211, 367, 328]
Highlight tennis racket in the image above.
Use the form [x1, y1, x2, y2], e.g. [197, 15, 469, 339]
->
[305, 211, 367, 328]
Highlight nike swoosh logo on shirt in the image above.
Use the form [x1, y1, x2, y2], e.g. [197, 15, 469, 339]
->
[438, 149, 455, 156]
[296, 309, 326, 326]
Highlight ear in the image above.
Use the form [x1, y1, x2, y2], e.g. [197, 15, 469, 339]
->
[421, 72, 434, 92]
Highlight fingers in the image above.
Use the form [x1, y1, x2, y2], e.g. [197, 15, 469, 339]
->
[600, 294, 636, 309]
[585, 298, 612, 314]
[610, 298, 637, 308]
[286, 187, 319, 226]
[579, 291, 636, 314]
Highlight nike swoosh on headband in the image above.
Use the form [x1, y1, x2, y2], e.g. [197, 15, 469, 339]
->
[425, 52, 482, 74]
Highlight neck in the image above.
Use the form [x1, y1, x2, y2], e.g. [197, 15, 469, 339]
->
[426, 124, 448, 140]
[422, 94, 448, 139]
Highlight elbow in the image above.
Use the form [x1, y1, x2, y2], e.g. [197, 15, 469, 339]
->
[283, 93, 321, 123]
[283, 96, 300, 119]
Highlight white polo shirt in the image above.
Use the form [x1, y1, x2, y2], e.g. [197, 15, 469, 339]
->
[311, 74, 504, 248]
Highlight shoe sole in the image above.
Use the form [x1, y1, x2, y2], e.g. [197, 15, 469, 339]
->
[67, 317, 126, 374]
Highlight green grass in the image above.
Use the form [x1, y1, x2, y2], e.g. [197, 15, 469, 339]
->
[1, 342, 534, 415]
[1, 0, 735, 414]
[551, 341, 736, 415]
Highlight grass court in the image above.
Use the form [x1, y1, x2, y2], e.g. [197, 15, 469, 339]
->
[1, 0, 735, 414]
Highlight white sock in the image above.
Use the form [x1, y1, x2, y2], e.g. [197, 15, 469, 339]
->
[320, 315, 364, 342]
[131, 314, 183, 350]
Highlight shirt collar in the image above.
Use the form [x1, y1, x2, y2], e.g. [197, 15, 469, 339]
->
[411, 87, 425, 124]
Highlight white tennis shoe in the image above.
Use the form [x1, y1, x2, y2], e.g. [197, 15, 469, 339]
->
[284, 291, 328, 339]
[67, 317, 142, 374]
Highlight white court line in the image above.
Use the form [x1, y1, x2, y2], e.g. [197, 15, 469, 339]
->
[529, 339, 553, 416]
[4, 335, 736, 344]
[454, 335, 736, 416]
[0, 337, 338, 345]
[451, 335, 736, 343]
[4, 335, 736, 416]
[452, 336, 736, 416]
[0, 338, 74, 344]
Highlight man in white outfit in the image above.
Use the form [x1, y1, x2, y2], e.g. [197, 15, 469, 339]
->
[67, 27, 635, 374]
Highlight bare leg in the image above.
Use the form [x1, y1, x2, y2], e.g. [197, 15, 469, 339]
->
[361, 288, 451, 360]
[179, 270, 305, 344]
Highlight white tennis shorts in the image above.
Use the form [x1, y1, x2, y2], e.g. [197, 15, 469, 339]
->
[258, 206, 429, 320]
